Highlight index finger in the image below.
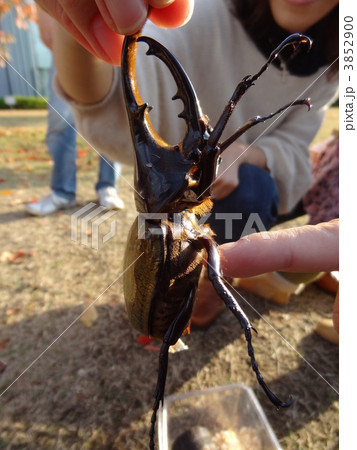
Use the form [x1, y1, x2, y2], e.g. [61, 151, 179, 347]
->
[220, 219, 339, 278]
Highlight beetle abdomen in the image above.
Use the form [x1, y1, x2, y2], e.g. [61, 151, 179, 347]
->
[123, 216, 204, 339]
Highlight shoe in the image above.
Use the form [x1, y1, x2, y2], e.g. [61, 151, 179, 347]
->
[191, 272, 224, 328]
[97, 187, 124, 210]
[237, 272, 304, 305]
[25, 192, 76, 216]
[315, 318, 339, 344]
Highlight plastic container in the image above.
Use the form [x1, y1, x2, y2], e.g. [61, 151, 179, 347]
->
[158, 383, 281, 450]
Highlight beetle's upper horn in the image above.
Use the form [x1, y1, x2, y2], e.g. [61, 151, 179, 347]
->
[122, 34, 200, 213]
[139, 35, 205, 151]
[122, 34, 205, 154]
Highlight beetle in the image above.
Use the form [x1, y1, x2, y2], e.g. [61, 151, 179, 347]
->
[121, 32, 311, 449]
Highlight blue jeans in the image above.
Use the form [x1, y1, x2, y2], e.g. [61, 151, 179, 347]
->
[207, 163, 280, 244]
[47, 70, 121, 201]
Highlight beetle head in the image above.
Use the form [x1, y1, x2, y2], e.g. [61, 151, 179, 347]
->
[121, 33, 312, 214]
[122, 34, 221, 214]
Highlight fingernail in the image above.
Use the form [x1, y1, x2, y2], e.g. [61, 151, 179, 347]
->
[149, 0, 175, 7]
[108, 1, 148, 35]
[90, 14, 124, 65]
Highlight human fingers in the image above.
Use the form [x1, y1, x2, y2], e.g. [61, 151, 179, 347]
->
[92, 0, 194, 61]
[36, 7, 55, 50]
[35, 0, 193, 65]
[95, 0, 149, 35]
[220, 219, 339, 278]
[91, 0, 193, 35]
[35, 0, 124, 64]
[149, 0, 175, 7]
[149, 0, 194, 28]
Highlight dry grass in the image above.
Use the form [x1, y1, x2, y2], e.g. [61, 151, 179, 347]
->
[0, 108, 338, 449]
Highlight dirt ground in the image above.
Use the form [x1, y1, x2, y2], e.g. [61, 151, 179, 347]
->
[0, 110, 338, 449]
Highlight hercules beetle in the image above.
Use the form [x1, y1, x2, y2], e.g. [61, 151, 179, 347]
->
[121, 32, 311, 449]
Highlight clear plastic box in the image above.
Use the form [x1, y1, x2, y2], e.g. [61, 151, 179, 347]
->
[158, 383, 281, 450]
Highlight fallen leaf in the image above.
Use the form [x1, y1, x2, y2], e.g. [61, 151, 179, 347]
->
[10, 251, 27, 261]
[1, 250, 32, 263]
[0, 189, 13, 195]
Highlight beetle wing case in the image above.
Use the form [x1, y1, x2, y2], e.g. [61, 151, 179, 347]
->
[123, 217, 165, 336]
[123, 215, 204, 339]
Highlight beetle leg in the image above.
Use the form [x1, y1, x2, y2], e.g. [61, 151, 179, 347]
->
[207, 33, 312, 149]
[150, 287, 196, 450]
[196, 34, 311, 199]
[219, 98, 311, 152]
[197, 236, 292, 408]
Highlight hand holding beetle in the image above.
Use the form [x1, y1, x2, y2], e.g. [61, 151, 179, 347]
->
[35, 0, 194, 65]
